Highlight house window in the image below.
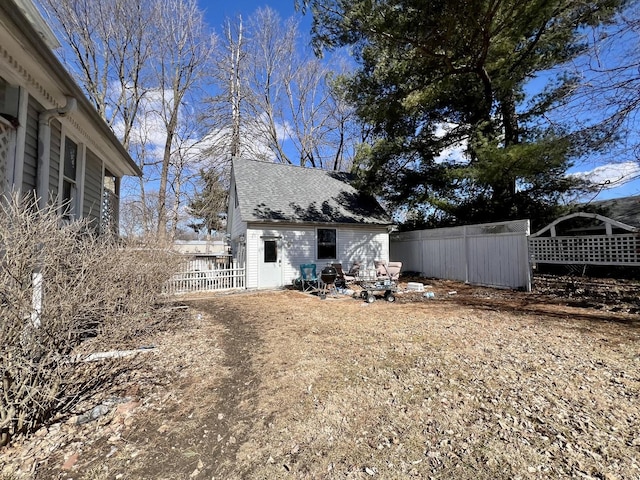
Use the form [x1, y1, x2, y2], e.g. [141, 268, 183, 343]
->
[62, 136, 78, 219]
[317, 228, 336, 260]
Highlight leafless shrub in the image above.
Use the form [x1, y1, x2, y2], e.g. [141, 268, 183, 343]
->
[0, 194, 184, 447]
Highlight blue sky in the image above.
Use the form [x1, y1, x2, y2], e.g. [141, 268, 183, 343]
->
[198, 0, 640, 202]
[200, 0, 303, 28]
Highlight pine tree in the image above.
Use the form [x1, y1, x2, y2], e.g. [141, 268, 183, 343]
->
[187, 170, 228, 235]
[299, 0, 626, 227]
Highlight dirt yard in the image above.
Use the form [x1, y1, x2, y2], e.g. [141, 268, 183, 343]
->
[1, 277, 639, 479]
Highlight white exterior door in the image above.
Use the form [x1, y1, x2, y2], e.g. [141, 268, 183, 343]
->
[258, 238, 283, 288]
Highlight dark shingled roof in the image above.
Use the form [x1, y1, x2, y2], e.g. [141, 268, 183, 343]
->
[588, 195, 640, 227]
[232, 158, 392, 225]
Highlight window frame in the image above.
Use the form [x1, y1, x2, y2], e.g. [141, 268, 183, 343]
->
[316, 227, 337, 260]
[58, 133, 83, 220]
[263, 239, 278, 263]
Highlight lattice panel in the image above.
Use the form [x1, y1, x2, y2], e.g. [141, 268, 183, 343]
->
[101, 189, 119, 236]
[529, 234, 640, 265]
[466, 219, 530, 235]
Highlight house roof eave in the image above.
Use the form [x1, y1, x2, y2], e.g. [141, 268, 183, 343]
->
[246, 218, 395, 228]
[2, 0, 141, 178]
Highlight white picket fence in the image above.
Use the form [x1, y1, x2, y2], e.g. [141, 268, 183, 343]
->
[165, 261, 245, 294]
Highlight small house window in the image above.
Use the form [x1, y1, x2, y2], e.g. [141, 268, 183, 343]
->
[102, 169, 120, 235]
[317, 228, 336, 260]
[62, 137, 78, 219]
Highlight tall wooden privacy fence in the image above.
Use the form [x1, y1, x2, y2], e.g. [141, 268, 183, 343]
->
[165, 260, 245, 294]
[390, 220, 531, 291]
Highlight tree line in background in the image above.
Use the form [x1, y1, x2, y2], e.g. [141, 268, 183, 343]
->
[42, 0, 640, 236]
[41, 0, 363, 239]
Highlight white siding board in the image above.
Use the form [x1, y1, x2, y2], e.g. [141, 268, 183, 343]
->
[337, 226, 389, 270]
[282, 226, 315, 283]
[245, 228, 260, 289]
[242, 223, 390, 288]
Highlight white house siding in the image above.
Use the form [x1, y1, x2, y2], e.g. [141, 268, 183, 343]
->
[390, 220, 531, 290]
[244, 223, 390, 289]
[281, 226, 316, 285]
[83, 149, 102, 228]
[0, 83, 7, 196]
[337, 226, 389, 271]
[22, 95, 40, 194]
[244, 226, 295, 289]
[229, 206, 246, 242]
[245, 227, 261, 289]
[48, 118, 61, 201]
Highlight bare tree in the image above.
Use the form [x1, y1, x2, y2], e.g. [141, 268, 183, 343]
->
[40, 0, 154, 151]
[167, 118, 212, 238]
[205, 7, 362, 171]
[544, 3, 640, 189]
[243, 8, 298, 164]
[44, 0, 215, 238]
[152, 0, 214, 239]
[205, 16, 270, 164]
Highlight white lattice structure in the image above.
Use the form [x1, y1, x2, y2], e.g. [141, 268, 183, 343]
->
[529, 213, 640, 266]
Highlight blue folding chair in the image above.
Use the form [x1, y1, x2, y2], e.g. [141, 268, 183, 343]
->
[299, 264, 318, 292]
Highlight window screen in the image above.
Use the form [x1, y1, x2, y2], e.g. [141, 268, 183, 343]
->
[64, 137, 77, 180]
[62, 137, 78, 219]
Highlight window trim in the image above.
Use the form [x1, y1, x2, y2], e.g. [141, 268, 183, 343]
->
[58, 132, 83, 220]
[316, 227, 337, 261]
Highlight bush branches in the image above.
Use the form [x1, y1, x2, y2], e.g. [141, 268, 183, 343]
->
[0, 194, 184, 447]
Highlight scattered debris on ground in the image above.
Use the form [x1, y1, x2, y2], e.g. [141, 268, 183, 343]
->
[1, 276, 639, 479]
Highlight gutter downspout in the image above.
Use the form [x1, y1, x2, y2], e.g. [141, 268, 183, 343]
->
[36, 96, 76, 210]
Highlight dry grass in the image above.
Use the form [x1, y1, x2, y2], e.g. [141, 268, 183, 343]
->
[1, 285, 639, 479]
[220, 291, 639, 480]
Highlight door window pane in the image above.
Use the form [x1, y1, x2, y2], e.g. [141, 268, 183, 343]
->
[264, 240, 277, 263]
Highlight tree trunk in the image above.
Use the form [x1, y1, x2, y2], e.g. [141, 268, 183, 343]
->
[492, 90, 520, 205]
